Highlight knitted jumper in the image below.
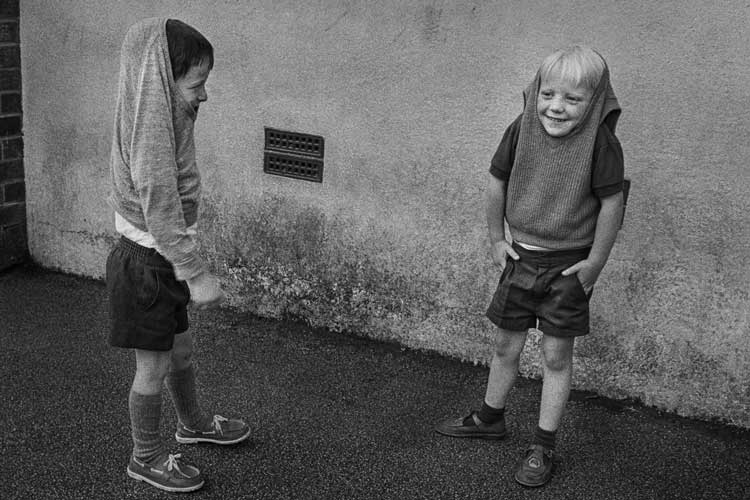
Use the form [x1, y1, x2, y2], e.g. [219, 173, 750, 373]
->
[108, 18, 206, 280]
[506, 64, 620, 250]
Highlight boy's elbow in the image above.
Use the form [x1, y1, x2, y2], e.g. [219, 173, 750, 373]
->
[600, 191, 623, 211]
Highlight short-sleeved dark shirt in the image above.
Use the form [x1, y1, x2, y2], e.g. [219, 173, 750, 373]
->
[489, 114, 624, 198]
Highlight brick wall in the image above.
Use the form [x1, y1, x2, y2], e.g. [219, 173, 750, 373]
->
[0, 0, 26, 270]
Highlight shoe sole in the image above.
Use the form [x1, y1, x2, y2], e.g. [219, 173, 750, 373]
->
[127, 467, 204, 493]
[434, 427, 507, 440]
[514, 473, 552, 488]
[175, 426, 252, 445]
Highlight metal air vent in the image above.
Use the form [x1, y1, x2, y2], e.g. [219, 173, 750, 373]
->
[263, 128, 324, 182]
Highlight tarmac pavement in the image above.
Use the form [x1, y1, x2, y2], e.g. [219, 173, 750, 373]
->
[1, 264, 749, 500]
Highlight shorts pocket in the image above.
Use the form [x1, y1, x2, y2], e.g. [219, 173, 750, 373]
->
[136, 267, 161, 310]
[573, 273, 593, 300]
[499, 258, 515, 282]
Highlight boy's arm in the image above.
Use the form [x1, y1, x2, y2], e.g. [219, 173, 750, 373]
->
[487, 115, 523, 269]
[128, 81, 224, 307]
[127, 51, 206, 282]
[562, 191, 623, 291]
[118, 32, 224, 309]
[486, 175, 519, 269]
[134, 165, 225, 308]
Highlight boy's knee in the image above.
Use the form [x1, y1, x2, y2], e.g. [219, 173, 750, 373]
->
[170, 332, 194, 368]
[542, 346, 573, 372]
[135, 357, 171, 383]
[493, 328, 526, 359]
[171, 349, 192, 368]
[543, 355, 571, 372]
[170, 344, 193, 369]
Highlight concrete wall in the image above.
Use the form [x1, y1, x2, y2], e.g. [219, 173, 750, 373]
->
[21, 1, 750, 426]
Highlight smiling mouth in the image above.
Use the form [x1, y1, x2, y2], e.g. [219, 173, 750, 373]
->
[545, 116, 567, 123]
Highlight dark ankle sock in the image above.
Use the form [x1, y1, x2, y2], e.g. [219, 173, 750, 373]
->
[475, 401, 505, 424]
[532, 425, 557, 449]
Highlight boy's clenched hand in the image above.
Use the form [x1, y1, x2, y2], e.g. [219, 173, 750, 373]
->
[186, 271, 226, 309]
[491, 240, 520, 271]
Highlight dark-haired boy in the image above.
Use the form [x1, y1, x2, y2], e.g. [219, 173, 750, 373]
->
[106, 18, 250, 493]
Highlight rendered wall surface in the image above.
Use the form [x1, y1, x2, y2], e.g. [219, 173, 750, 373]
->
[21, 1, 750, 426]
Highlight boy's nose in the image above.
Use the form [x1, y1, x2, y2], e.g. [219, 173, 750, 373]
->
[549, 97, 564, 112]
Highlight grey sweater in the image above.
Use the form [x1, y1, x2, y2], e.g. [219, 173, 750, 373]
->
[108, 17, 205, 280]
[506, 64, 621, 250]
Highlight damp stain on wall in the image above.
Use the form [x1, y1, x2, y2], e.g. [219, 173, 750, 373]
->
[199, 195, 445, 343]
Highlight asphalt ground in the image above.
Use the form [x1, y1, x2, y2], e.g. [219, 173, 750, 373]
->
[1, 264, 749, 500]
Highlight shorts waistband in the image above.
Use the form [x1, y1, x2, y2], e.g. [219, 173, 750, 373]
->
[118, 236, 170, 266]
[511, 241, 590, 266]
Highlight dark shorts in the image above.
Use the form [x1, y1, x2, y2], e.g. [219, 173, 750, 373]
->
[486, 243, 592, 337]
[106, 236, 190, 351]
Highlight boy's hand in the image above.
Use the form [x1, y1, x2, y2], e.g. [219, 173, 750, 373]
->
[562, 260, 603, 294]
[491, 240, 520, 270]
[186, 271, 226, 309]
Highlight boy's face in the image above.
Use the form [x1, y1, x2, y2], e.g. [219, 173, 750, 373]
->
[536, 76, 593, 137]
[175, 61, 211, 114]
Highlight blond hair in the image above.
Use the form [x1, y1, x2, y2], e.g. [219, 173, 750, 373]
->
[538, 46, 605, 91]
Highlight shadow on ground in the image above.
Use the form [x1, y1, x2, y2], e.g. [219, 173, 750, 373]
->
[1, 265, 748, 499]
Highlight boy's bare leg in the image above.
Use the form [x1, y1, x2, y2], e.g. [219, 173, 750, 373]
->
[127, 346, 205, 492]
[133, 349, 172, 395]
[514, 334, 574, 487]
[484, 328, 528, 408]
[538, 334, 575, 431]
[129, 349, 171, 464]
[166, 331, 212, 430]
[168, 330, 252, 444]
[434, 327, 527, 438]
[170, 330, 194, 371]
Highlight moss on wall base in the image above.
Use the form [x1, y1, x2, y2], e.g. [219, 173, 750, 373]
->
[202, 195, 446, 344]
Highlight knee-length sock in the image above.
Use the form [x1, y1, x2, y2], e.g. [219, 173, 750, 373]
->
[165, 365, 212, 430]
[129, 391, 165, 464]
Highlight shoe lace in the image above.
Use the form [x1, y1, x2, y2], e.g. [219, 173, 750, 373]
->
[212, 415, 228, 435]
[164, 453, 184, 473]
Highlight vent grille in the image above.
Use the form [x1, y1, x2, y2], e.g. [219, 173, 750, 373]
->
[265, 129, 324, 158]
[264, 152, 324, 183]
[263, 128, 324, 182]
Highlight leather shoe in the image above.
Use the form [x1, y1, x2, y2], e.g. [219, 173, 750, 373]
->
[514, 444, 554, 487]
[434, 411, 507, 440]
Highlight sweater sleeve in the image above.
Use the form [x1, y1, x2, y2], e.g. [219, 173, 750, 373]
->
[127, 39, 206, 281]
